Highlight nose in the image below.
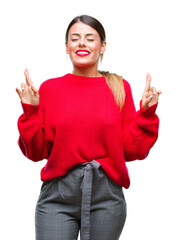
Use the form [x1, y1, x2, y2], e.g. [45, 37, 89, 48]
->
[79, 37, 86, 47]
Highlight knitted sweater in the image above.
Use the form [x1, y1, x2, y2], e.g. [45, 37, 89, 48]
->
[17, 73, 159, 189]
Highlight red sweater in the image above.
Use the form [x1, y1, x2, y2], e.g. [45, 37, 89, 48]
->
[17, 73, 159, 189]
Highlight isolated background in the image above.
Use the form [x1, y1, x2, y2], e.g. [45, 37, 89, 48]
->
[1, 0, 176, 239]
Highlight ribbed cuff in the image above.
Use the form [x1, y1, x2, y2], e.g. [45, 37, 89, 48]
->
[21, 102, 40, 117]
[139, 100, 158, 116]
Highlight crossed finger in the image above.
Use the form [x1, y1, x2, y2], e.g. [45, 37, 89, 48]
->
[144, 72, 151, 92]
[24, 68, 34, 87]
[142, 72, 162, 108]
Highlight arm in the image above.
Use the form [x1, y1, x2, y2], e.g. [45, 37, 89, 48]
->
[16, 69, 50, 161]
[122, 74, 160, 162]
[17, 101, 50, 161]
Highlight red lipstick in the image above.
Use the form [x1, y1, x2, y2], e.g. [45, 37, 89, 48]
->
[75, 49, 90, 57]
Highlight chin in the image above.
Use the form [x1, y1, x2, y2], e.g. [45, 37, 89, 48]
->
[73, 61, 92, 68]
[73, 60, 99, 68]
[75, 63, 91, 68]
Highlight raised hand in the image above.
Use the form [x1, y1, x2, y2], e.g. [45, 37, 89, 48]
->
[16, 68, 39, 105]
[142, 73, 161, 109]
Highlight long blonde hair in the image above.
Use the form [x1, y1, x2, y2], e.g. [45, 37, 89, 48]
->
[98, 71, 125, 110]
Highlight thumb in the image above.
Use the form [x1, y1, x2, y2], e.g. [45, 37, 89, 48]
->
[142, 95, 153, 108]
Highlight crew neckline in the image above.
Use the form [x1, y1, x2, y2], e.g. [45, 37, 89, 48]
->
[67, 73, 105, 80]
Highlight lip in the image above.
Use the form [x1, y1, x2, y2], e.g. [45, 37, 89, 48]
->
[75, 49, 91, 57]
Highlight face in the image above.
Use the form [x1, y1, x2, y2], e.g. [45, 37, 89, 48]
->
[66, 22, 106, 68]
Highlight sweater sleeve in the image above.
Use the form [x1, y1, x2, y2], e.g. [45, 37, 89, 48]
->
[121, 80, 159, 162]
[17, 84, 50, 162]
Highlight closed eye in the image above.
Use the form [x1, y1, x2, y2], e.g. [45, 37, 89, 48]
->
[71, 39, 79, 42]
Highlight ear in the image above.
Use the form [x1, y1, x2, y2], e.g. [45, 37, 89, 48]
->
[65, 42, 69, 54]
[100, 41, 106, 55]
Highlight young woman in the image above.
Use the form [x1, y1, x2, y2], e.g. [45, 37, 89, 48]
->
[16, 15, 161, 240]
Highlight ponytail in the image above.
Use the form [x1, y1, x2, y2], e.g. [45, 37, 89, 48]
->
[98, 71, 125, 111]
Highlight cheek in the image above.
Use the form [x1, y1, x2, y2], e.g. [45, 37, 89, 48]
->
[92, 46, 101, 58]
[67, 42, 77, 53]
[92, 42, 102, 54]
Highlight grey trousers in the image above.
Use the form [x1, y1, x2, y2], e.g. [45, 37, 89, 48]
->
[35, 160, 127, 240]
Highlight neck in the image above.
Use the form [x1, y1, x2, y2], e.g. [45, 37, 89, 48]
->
[72, 65, 102, 78]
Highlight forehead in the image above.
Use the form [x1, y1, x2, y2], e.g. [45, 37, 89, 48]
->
[69, 22, 99, 36]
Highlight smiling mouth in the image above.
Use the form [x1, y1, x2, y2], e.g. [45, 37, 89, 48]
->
[75, 50, 90, 57]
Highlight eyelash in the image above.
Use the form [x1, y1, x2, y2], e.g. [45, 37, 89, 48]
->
[71, 39, 95, 42]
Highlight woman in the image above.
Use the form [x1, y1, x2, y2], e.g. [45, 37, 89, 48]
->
[16, 15, 161, 240]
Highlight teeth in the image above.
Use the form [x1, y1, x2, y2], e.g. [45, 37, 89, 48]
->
[77, 51, 89, 54]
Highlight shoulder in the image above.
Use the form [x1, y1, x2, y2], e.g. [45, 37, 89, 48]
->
[39, 74, 69, 94]
[122, 79, 132, 94]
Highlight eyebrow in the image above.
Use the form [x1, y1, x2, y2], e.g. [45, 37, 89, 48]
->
[70, 33, 97, 37]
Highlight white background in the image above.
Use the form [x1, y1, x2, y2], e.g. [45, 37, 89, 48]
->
[0, 0, 176, 239]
